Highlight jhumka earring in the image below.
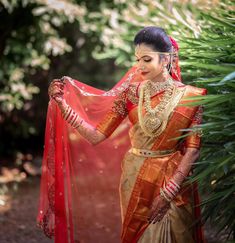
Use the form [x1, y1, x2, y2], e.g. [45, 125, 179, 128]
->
[163, 65, 169, 78]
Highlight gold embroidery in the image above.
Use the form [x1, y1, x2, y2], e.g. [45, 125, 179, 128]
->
[127, 84, 139, 105]
[111, 90, 128, 117]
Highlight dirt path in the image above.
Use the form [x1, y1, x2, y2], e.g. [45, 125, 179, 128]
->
[0, 176, 231, 243]
[0, 178, 52, 243]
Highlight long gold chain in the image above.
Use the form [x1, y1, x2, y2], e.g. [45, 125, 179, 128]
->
[138, 79, 176, 137]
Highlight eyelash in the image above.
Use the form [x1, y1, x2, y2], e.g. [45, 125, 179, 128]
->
[136, 59, 151, 62]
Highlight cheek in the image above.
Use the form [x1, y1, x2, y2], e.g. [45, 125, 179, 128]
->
[149, 62, 161, 73]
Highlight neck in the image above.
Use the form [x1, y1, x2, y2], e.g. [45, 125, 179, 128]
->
[151, 72, 169, 83]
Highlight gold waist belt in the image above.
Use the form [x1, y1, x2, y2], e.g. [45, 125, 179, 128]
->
[129, 147, 175, 158]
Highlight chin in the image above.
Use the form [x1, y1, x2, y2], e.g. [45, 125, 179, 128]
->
[141, 73, 151, 79]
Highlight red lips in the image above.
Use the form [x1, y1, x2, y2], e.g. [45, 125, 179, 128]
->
[141, 71, 149, 75]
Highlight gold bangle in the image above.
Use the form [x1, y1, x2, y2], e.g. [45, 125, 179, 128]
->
[160, 188, 172, 202]
[62, 104, 69, 116]
[74, 118, 83, 129]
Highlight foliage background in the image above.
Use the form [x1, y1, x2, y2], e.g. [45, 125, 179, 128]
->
[0, 0, 234, 240]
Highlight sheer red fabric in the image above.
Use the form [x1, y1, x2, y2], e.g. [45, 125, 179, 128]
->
[37, 38, 183, 243]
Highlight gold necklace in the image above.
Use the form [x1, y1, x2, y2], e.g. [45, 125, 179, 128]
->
[149, 78, 173, 96]
[138, 79, 175, 137]
[144, 80, 174, 115]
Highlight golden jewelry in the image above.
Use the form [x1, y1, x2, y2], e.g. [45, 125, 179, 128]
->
[138, 79, 174, 137]
[138, 79, 185, 137]
[160, 188, 172, 202]
[148, 78, 173, 99]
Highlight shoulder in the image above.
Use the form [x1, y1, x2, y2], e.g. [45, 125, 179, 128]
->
[125, 82, 140, 104]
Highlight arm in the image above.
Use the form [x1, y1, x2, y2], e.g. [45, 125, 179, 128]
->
[148, 148, 200, 224]
[159, 106, 203, 203]
[148, 107, 203, 224]
[49, 79, 106, 145]
[49, 77, 129, 145]
[172, 147, 199, 184]
[58, 100, 106, 146]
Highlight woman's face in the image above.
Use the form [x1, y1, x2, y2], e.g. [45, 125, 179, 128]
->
[135, 43, 167, 81]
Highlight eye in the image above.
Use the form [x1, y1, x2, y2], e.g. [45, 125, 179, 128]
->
[136, 59, 140, 62]
[144, 58, 151, 62]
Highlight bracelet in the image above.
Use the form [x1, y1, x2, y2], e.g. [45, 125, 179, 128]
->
[175, 170, 187, 179]
[162, 179, 181, 201]
[169, 179, 180, 190]
[74, 118, 84, 129]
[61, 104, 84, 129]
[160, 188, 172, 202]
[164, 185, 176, 199]
[62, 104, 69, 117]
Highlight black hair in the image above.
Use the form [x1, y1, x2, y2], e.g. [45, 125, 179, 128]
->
[134, 26, 172, 52]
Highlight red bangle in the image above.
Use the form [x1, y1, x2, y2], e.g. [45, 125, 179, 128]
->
[176, 170, 187, 179]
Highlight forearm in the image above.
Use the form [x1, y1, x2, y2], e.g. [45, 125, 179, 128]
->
[172, 148, 200, 186]
[58, 100, 106, 145]
[76, 120, 106, 145]
[159, 148, 200, 202]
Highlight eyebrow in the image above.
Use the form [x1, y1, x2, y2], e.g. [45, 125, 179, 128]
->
[135, 55, 152, 59]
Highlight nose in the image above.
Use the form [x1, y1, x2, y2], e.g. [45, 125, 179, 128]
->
[137, 65, 146, 73]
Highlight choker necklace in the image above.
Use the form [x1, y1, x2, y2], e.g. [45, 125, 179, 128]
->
[149, 78, 173, 96]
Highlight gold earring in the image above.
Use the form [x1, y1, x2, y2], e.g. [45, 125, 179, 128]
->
[163, 65, 168, 78]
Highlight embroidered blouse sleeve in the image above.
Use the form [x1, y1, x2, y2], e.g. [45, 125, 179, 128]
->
[185, 105, 204, 149]
[96, 90, 128, 138]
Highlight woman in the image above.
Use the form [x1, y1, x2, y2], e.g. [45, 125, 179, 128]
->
[38, 27, 206, 243]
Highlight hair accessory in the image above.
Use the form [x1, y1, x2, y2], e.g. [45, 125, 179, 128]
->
[168, 36, 181, 82]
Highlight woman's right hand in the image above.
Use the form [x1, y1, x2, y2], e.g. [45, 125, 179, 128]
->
[48, 79, 65, 105]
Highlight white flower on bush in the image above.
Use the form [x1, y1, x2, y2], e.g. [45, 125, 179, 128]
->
[44, 37, 72, 56]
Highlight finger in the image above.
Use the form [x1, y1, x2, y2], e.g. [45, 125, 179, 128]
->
[152, 206, 170, 224]
[151, 213, 160, 224]
[51, 82, 64, 89]
[51, 86, 63, 93]
[149, 209, 159, 223]
[148, 204, 159, 222]
[54, 97, 62, 104]
[50, 80, 61, 87]
[153, 211, 165, 224]
[50, 90, 61, 97]
[49, 84, 62, 94]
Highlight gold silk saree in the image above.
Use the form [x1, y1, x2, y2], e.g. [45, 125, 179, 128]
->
[97, 84, 206, 243]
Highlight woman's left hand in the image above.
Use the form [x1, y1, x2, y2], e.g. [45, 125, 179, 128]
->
[148, 195, 170, 224]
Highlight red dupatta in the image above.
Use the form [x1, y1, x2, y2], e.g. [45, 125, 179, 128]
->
[37, 37, 183, 243]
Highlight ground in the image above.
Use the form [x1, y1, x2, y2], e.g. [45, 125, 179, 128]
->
[0, 168, 232, 243]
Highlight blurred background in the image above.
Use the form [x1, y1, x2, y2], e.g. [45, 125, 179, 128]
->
[0, 0, 234, 242]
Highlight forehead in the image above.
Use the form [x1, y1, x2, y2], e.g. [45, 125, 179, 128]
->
[135, 43, 154, 52]
[135, 43, 156, 57]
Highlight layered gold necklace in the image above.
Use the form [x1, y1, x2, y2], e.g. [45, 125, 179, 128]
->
[138, 78, 176, 137]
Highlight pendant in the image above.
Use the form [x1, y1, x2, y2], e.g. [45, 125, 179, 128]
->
[143, 114, 162, 133]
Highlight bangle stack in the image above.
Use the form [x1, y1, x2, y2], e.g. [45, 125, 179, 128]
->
[160, 179, 180, 202]
[62, 104, 83, 129]
[176, 170, 187, 180]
